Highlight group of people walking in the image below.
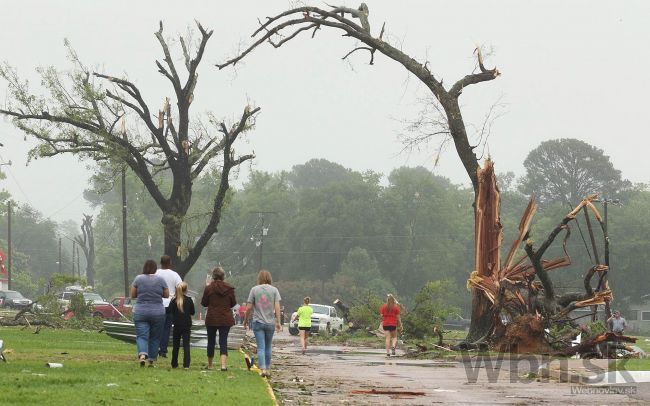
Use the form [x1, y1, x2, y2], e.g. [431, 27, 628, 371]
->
[131, 255, 403, 374]
[131, 256, 283, 377]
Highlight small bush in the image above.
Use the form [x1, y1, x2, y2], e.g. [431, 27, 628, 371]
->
[348, 295, 384, 330]
[68, 292, 93, 319]
[402, 280, 460, 339]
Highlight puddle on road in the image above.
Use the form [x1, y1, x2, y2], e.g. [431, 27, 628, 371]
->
[293, 346, 459, 369]
[328, 354, 457, 368]
[362, 360, 457, 368]
[308, 348, 380, 356]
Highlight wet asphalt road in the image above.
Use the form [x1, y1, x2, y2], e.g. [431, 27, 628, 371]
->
[265, 329, 647, 405]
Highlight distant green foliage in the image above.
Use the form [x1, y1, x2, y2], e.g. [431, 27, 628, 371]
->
[49, 274, 85, 291]
[587, 320, 607, 337]
[402, 280, 460, 339]
[519, 138, 630, 206]
[348, 295, 384, 330]
[336, 247, 395, 297]
[68, 292, 92, 319]
[9, 265, 44, 299]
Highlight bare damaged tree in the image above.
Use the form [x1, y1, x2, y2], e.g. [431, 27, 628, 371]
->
[74, 214, 95, 286]
[0, 22, 260, 279]
[468, 171, 615, 352]
[216, 4, 500, 341]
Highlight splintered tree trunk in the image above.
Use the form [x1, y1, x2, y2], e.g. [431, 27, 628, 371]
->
[466, 160, 502, 342]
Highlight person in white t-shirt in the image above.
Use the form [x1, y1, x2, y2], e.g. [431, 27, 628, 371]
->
[155, 255, 182, 358]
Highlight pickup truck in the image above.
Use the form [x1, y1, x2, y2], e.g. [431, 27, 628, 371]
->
[109, 297, 133, 319]
[59, 291, 129, 320]
[288, 304, 345, 336]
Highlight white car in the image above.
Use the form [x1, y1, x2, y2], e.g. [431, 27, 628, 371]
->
[289, 304, 344, 335]
[58, 290, 109, 309]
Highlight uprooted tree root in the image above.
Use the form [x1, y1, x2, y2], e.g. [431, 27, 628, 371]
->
[495, 315, 552, 354]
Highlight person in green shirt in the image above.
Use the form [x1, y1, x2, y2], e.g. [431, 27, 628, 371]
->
[292, 297, 314, 354]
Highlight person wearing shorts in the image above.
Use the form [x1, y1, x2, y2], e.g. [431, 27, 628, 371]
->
[380, 294, 403, 356]
[292, 297, 314, 355]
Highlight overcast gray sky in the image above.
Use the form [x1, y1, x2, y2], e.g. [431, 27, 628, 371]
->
[1, 0, 648, 223]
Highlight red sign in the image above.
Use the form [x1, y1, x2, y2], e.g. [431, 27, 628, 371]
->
[0, 249, 6, 276]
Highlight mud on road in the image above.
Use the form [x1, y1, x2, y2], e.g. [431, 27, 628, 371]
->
[269, 332, 642, 405]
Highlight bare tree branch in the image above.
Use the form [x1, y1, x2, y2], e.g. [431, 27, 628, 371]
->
[216, 5, 500, 195]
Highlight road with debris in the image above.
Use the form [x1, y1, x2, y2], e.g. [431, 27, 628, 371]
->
[267, 330, 646, 405]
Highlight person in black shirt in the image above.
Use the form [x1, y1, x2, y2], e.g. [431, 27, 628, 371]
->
[170, 282, 195, 369]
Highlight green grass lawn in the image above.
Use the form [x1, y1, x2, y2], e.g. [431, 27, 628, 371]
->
[0, 327, 274, 405]
[610, 359, 650, 371]
[602, 335, 650, 371]
[633, 335, 650, 353]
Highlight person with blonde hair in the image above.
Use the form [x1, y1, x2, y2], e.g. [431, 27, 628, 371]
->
[169, 281, 195, 369]
[201, 266, 236, 371]
[291, 297, 313, 355]
[244, 270, 282, 378]
[380, 294, 403, 357]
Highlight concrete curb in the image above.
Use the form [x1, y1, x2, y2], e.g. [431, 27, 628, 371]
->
[538, 359, 610, 385]
[238, 349, 279, 405]
[538, 364, 589, 384]
[264, 378, 279, 406]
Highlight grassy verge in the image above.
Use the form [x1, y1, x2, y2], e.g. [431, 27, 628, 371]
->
[607, 335, 650, 371]
[0, 327, 273, 405]
[610, 359, 650, 371]
[633, 335, 650, 353]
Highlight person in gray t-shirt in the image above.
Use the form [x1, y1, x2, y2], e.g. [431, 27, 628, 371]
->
[131, 259, 169, 367]
[244, 270, 282, 377]
[607, 311, 627, 334]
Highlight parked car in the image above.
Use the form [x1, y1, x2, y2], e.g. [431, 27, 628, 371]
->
[288, 304, 344, 336]
[58, 290, 107, 308]
[0, 290, 33, 309]
[109, 297, 133, 318]
[443, 315, 471, 331]
[59, 290, 124, 320]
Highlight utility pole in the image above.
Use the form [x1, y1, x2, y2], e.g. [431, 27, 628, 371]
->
[72, 239, 76, 277]
[58, 237, 62, 274]
[251, 211, 277, 271]
[121, 119, 129, 297]
[7, 201, 11, 290]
